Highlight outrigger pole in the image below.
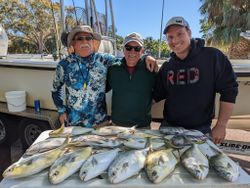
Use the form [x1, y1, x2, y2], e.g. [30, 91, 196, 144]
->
[158, 0, 165, 58]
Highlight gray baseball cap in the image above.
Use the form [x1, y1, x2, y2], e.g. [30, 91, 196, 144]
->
[163, 16, 190, 34]
[67, 25, 102, 47]
[123, 32, 144, 47]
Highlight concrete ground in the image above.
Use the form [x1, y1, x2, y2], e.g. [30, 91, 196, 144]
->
[0, 123, 249, 180]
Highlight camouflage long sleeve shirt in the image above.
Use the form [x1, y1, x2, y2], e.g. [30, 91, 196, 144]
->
[51, 53, 120, 127]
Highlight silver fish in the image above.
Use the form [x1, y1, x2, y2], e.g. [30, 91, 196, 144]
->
[160, 126, 188, 135]
[92, 126, 135, 136]
[123, 138, 147, 149]
[118, 130, 161, 139]
[70, 135, 122, 148]
[164, 134, 207, 148]
[108, 148, 149, 184]
[49, 124, 93, 137]
[25, 138, 66, 156]
[3, 144, 66, 179]
[79, 148, 120, 181]
[49, 147, 92, 184]
[146, 149, 179, 183]
[209, 152, 239, 182]
[149, 138, 166, 150]
[181, 144, 209, 180]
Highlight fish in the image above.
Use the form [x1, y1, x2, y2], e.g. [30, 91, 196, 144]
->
[24, 137, 66, 156]
[146, 149, 179, 183]
[122, 138, 147, 149]
[149, 138, 166, 150]
[49, 123, 93, 137]
[117, 130, 161, 139]
[70, 134, 122, 148]
[181, 144, 209, 180]
[160, 126, 188, 135]
[92, 125, 135, 136]
[79, 148, 120, 181]
[49, 147, 92, 184]
[164, 134, 207, 148]
[2, 140, 69, 179]
[209, 148, 239, 182]
[108, 148, 149, 184]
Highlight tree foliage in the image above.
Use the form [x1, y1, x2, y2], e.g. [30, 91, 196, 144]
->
[144, 37, 170, 58]
[199, 0, 250, 46]
[0, 0, 60, 53]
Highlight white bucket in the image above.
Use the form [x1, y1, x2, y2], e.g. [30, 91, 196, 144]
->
[5, 91, 26, 112]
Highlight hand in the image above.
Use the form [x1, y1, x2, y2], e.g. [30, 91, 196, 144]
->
[211, 124, 226, 144]
[145, 56, 158, 72]
[59, 113, 68, 126]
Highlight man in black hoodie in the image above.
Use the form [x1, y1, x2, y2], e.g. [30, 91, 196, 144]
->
[153, 16, 238, 144]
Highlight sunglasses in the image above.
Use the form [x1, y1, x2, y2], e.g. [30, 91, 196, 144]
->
[125, 45, 142, 52]
[75, 36, 93, 41]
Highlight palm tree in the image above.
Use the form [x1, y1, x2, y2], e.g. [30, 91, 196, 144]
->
[199, 0, 250, 58]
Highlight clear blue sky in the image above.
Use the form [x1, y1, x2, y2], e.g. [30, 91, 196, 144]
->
[64, 0, 203, 40]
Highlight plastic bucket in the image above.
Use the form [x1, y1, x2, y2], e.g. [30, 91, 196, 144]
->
[5, 91, 26, 112]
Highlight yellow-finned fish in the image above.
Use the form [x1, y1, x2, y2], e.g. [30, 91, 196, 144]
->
[108, 148, 149, 184]
[49, 147, 92, 184]
[49, 123, 93, 137]
[2, 137, 70, 179]
[181, 144, 209, 180]
[146, 149, 179, 183]
[79, 148, 120, 181]
[25, 137, 66, 156]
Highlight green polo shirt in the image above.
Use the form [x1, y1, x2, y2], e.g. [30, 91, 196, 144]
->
[107, 57, 156, 127]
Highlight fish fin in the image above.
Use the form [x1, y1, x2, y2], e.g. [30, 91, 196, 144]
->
[49, 123, 65, 136]
[172, 149, 181, 162]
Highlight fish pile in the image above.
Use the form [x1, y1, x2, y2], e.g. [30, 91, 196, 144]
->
[2, 124, 240, 184]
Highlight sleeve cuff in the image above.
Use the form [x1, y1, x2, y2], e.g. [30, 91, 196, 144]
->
[58, 107, 66, 115]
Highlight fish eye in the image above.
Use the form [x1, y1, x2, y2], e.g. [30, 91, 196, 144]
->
[82, 171, 87, 175]
[111, 171, 116, 177]
[8, 168, 13, 172]
[53, 170, 59, 177]
[122, 162, 129, 168]
[152, 170, 157, 177]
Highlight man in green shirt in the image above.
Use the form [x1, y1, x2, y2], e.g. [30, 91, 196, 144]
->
[107, 32, 156, 128]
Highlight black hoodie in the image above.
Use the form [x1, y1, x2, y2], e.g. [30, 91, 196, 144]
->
[153, 39, 238, 133]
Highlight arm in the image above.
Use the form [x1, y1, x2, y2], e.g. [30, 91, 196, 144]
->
[51, 64, 67, 125]
[153, 65, 167, 102]
[145, 55, 158, 72]
[212, 51, 238, 143]
[212, 101, 234, 144]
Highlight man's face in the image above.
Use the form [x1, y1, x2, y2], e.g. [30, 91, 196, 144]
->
[72, 32, 94, 57]
[166, 25, 191, 59]
[123, 41, 144, 67]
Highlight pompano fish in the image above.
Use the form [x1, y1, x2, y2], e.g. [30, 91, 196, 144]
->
[49, 123, 93, 137]
[164, 134, 207, 148]
[117, 130, 161, 139]
[146, 149, 179, 183]
[25, 138, 66, 156]
[181, 144, 209, 180]
[70, 135, 122, 148]
[209, 150, 239, 182]
[92, 126, 135, 136]
[160, 126, 188, 135]
[149, 138, 166, 150]
[2, 139, 69, 179]
[108, 148, 149, 184]
[123, 138, 147, 149]
[49, 147, 92, 184]
[79, 148, 120, 181]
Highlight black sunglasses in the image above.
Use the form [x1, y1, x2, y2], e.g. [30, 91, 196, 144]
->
[75, 36, 94, 41]
[125, 45, 142, 52]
